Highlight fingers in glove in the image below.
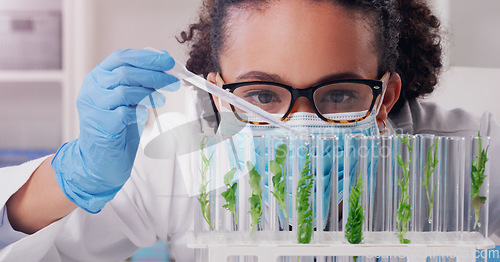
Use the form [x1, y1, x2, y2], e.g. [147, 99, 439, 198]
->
[91, 65, 180, 90]
[99, 49, 175, 72]
[83, 85, 166, 110]
[81, 105, 150, 135]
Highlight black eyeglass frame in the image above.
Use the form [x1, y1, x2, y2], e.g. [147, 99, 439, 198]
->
[218, 72, 389, 124]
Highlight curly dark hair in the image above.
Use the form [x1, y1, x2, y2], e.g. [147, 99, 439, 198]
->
[178, 0, 442, 113]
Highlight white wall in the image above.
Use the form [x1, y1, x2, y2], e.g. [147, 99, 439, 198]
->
[424, 0, 500, 123]
[428, 0, 500, 69]
[78, 0, 204, 118]
[448, 0, 500, 68]
[92, 0, 202, 68]
[427, 66, 500, 122]
[0, 83, 61, 149]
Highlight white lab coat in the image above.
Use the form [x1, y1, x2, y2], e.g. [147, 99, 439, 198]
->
[0, 143, 196, 261]
[0, 97, 499, 261]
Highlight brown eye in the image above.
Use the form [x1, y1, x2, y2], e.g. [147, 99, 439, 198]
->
[232, 84, 291, 115]
[313, 83, 373, 114]
[255, 92, 274, 104]
[321, 90, 356, 103]
[244, 91, 281, 104]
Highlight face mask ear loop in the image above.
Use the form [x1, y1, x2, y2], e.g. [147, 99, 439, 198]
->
[374, 72, 391, 115]
[379, 120, 387, 134]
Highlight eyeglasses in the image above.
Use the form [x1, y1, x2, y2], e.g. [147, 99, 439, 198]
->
[216, 72, 390, 124]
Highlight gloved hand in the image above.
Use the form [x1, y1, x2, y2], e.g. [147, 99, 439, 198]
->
[51, 49, 180, 213]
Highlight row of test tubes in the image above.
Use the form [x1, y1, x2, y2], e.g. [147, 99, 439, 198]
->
[191, 133, 491, 260]
[343, 134, 490, 243]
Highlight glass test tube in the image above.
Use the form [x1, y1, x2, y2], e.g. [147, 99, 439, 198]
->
[465, 135, 490, 239]
[413, 134, 439, 233]
[241, 134, 266, 240]
[268, 135, 290, 238]
[392, 134, 416, 243]
[370, 135, 395, 234]
[343, 134, 368, 241]
[194, 134, 217, 236]
[316, 135, 339, 242]
[413, 135, 465, 245]
[214, 135, 241, 233]
[344, 135, 393, 248]
[343, 134, 378, 262]
[436, 136, 465, 239]
[292, 134, 315, 244]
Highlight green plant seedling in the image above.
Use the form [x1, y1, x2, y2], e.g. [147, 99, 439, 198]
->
[221, 167, 238, 224]
[198, 136, 214, 230]
[471, 132, 489, 229]
[270, 144, 288, 218]
[296, 150, 314, 244]
[422, 138, 439, 223]
[345, 174, 364, 261]
[247, 161, 263, 236]
[395, 133, 412, 244]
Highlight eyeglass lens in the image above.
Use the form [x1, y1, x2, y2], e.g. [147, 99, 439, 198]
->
[231, 83, 374, 122]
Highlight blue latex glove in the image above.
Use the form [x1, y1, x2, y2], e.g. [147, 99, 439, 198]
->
[51, 49, 180, 213]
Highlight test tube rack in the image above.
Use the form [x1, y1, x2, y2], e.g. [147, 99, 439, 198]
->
[188, 133, 494, 261]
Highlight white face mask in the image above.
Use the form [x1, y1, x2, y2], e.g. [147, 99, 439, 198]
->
[217, 108, 379, 137]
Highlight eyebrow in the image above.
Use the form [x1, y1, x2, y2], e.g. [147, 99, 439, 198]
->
[236, 71, 282, 82]
[235, 71, 365, 86]
[315, 72, 365, 85]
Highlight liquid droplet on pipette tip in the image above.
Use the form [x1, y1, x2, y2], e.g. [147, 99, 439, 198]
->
[428, 219, 432, 224]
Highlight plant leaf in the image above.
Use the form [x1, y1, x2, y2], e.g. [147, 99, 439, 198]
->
[224, 168, 237, 185]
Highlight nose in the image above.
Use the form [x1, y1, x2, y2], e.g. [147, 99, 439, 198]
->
[288, 97, 315, 115]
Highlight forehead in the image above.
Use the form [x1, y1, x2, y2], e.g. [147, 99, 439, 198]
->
[219, 0, 379, 86]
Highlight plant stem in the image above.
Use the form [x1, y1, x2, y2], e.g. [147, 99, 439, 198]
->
[296, 150, 314, 244]
[270, 144, 288, 219]
[422, 138, 438, 223]
[247, 161, 262, 236]
[471, 132, 489, 229]
[345, 174, 364, 262]
[198, 136, 213, 230]
[395, 133, 412, 244]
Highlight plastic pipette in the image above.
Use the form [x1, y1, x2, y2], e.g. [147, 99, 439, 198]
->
[148, 52, 296, 134]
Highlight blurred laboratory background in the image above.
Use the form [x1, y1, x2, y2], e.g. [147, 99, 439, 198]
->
[0, 0, 498, 260]
[0, 0, 201, 166]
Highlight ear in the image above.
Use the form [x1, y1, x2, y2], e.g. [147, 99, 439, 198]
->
[207, 72, 221, 111]
[207, 72, 218, 84]
[376, 73, 401, 125]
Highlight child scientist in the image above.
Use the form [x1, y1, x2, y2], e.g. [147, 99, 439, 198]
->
[1, 0, 499, 261]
